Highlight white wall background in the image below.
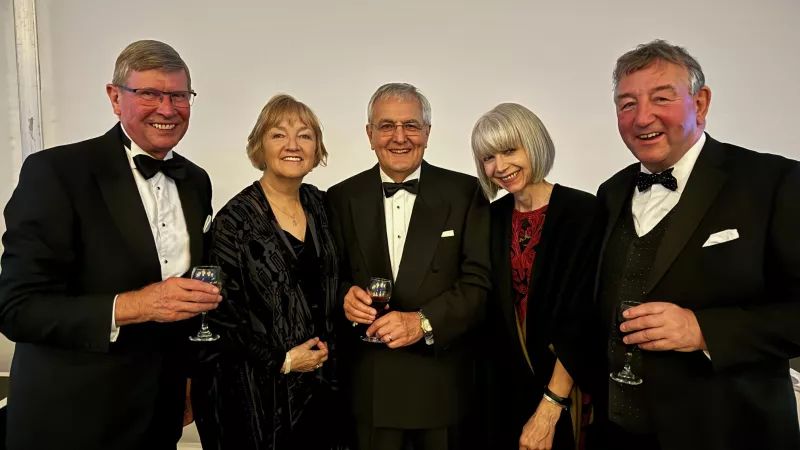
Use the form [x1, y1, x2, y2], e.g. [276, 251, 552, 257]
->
[2, 0, 799, 445]
[31, 0, 800, 215]
[0, 0, 22, 371]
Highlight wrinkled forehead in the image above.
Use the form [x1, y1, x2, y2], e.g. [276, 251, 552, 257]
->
[372, 97, 424, 123]
[618, 60, 691, 93]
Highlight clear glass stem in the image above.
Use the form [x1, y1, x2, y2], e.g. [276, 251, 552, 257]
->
[199, 312, 210, 332]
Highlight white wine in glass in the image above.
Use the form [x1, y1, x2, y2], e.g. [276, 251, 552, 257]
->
[189, 265, 221, 342]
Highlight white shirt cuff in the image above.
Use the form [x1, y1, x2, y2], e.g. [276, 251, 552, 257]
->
[110, 295, 120, 342]
[703, 350, 711, 360]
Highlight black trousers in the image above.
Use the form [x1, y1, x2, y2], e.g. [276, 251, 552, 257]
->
[356, 423, 478, 450]
[590, 421, 661, 450]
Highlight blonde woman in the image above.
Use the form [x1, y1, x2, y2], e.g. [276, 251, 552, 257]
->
[192, 94, 347, 449]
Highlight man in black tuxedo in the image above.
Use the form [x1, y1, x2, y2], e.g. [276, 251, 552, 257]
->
[593, 39, 800, 450]
[326, 83, 491, 450]
[0, 40, 221, 450]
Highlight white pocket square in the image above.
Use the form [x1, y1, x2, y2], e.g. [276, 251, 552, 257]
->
[203, 215, 212, 233]
[702, 229, 739, 247]
[441, 230, 455, 238]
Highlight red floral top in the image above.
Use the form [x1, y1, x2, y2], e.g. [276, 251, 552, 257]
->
[510, 205, 548, 321]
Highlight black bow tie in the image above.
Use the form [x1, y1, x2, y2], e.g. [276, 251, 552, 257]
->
[635, 168, 677, 192]
[382, 179, 419, 197]
[133, 154, 186, 181]
[121, 129, 185, 181]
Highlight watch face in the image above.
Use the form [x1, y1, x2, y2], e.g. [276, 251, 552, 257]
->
[421, 319, 432, 333]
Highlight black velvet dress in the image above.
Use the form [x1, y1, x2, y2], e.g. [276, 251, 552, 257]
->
[191, 182, 348, 450]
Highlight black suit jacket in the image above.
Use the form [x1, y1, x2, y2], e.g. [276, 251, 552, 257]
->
[484, 185, 600, 449]
[593, 134, 800, 450]
[0, 124, 212, 450]
[326, 161, 491, 429]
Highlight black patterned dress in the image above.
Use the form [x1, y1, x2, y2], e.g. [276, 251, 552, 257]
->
[191, 181, 348, 450]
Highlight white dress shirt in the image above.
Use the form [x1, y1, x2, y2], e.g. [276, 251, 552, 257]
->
[381, 166, 421, 281]
[111, 126, 191, 341]
[631, 133, 706, 237]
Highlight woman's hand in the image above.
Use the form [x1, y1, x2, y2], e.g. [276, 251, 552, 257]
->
[287, 337, 329, 372]
[518, 399, 563, 450]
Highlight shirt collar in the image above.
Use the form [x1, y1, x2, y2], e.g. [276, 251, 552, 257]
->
[121, 124, 174, 170]
[639, 132, 706, 193]
[379, 164, 422, 185]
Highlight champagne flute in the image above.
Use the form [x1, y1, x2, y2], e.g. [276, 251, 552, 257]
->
[610, 300, 644, 385]
[360, 277, 392, 344]
[189, 265, 221, 342]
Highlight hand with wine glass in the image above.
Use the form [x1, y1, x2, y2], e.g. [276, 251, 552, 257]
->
[113, 276, 222, 327]
[619, 301, 707, 352]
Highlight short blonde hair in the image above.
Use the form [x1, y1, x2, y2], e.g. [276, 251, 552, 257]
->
[112, 40, 191, 88]
[246, 94, 328, 171]
[470, 103, 555, 199]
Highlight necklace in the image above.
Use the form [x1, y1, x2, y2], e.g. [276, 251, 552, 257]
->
[269, 201, 300, 226]
[260, 178, 302, 227]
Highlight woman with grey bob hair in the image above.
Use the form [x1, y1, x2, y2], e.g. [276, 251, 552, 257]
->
[471, 103, 600, 450]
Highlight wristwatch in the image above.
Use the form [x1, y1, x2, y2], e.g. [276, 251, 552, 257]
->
[418, 310, 434, 345]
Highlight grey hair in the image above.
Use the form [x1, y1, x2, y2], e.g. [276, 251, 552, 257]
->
[112, 40, 192, 89]
[367, 83, 432, 125]
[470, 103, 555, 200]
[613, 39, 705, 97]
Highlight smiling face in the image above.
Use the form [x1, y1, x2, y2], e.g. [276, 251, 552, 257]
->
[615, 61, 711, 172]
[481, 147, 533, 194]
[106, 69, 190, 159]
[366, 97, 430, 182]
[261, 116, 317, 181]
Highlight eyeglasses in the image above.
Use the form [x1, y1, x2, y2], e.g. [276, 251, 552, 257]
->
[115, 85, 197, 108]
[372, 122, 427, 137]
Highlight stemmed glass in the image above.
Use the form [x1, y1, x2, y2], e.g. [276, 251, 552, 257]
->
[189, 265, 221, 342]
[610, 300, 644, 385]
[360, 277, 392, 343]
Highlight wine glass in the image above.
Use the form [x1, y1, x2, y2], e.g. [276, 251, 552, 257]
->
[189, 265, 221, 342]
[610, 300, 643, 385]
[360, 277, 392, 344]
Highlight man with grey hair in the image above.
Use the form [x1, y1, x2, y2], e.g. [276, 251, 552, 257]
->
[327, 82, 491, 449]
[592, 39, 800, 450]
[0, 40, 218, 449]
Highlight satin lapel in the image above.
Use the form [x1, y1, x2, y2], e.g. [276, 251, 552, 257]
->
[350, 166, 393, 280]
[173, 153, 205, 269]
[93, 124, 160, 279]
[645, 138, 727, 294]
[394, 163, 449, 305]
[593, 164, 638, 300]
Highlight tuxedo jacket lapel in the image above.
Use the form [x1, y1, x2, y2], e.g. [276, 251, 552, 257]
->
[394, 162, 449, 305]
[645, 137, 728, 293]
[173, 153, 205, 269]
[93, 124, 160, 279]
[351, 165, 393, 281]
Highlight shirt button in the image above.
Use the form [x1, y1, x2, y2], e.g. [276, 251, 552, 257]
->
[397, 235, 401, 239]
[162, 223, 166, 227]
[157, 186, 161, 191]
[396, 206, 400, 209]
[164, 259, 168, 264]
